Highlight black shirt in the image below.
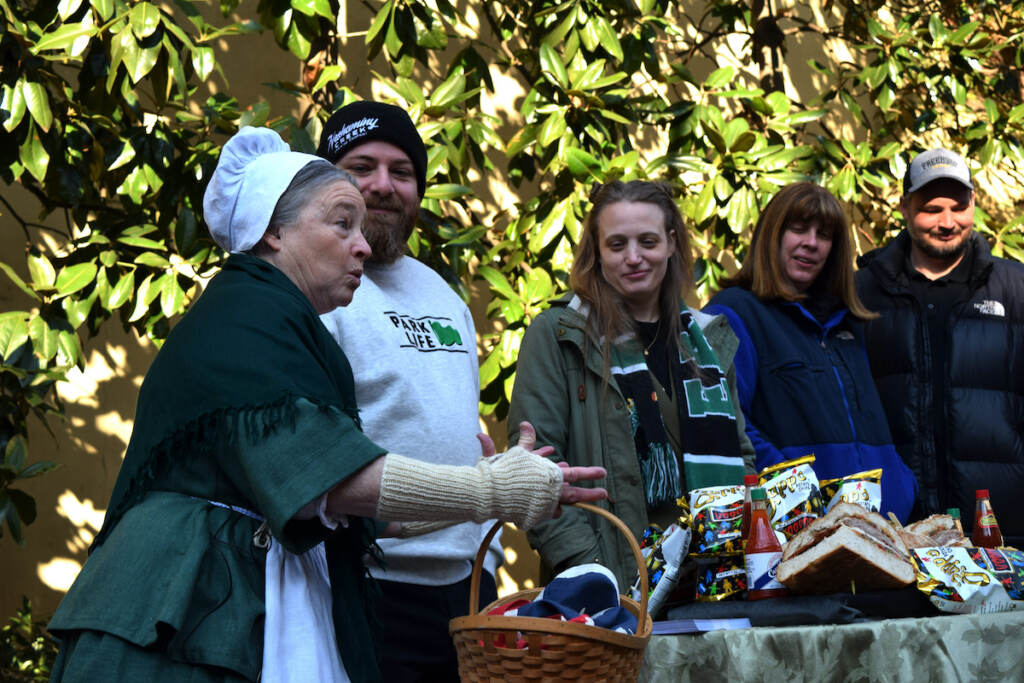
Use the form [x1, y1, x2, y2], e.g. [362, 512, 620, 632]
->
[904, 241, 975, 467]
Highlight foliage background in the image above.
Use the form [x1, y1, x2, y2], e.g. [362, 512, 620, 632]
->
[2, 0, 1024, 654]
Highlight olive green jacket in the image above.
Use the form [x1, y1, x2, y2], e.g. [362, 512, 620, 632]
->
[508, 295, 755, 591]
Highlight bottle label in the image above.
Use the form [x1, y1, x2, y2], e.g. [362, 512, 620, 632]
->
[978, 512, 998, 528]
[745, 551, 784, 591]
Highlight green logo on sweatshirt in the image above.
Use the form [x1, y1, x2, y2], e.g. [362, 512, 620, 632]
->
[386, 311, 469, 354]
[430, 321, 462, 346]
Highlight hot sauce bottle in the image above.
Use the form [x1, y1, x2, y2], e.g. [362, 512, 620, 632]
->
[745, 487, 788, 600]
[972, 489, 1004, 548]
[740, 474, 758, 540]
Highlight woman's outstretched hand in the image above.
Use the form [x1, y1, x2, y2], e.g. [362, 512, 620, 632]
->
[476, 421, 608, 516]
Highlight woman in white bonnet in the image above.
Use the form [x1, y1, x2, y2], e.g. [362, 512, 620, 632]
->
[47, 127, 607, 683]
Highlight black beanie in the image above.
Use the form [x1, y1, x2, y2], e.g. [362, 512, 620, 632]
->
[316, 101, 428, 198]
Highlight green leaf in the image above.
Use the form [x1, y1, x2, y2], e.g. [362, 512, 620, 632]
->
[8, 489, 36, 527]
[19, 127, 50, 182]
[18, 461, 61, 479]
[1, 83, 26, 132]
[0, 263, 39, 301]
[0, 315, 29, 360]
[529, 198, 569, 252]
[107, 140, 137, 171]
[984, 98, 999, 125]
[104, 271, 135, 310]
[27, 253, 55, 288]
[56, 329, 80, 365]
[423, 184, 471, 200]
[312, 65, 343, 93]
[366, 0, 393, 46]
[4, 436, 27, 472]
[703, 66, 735, 90]
[2, 492, 25, 544]
[593, 16, 623, 61]
[430, 69, 466, 110]
[477, 265, 518, 300]
[536, 111, 567, 147]
[31, 20, 98, 56]
[291, 0, 318, 17]
[192, 46, 214, 81]
[523, 267, 553, 303]
[539, 43, 570, 89]
[90, 0, 113, 21]
[58, 0, 83, 20]
[54, 261, 98, 298]
[130, 3, 161, 39]
[21, 82, 53, 133]
[764, 91, 790, 115]
[160, 274, 185, 317]
[128, 274, 155, 322]
[565, 146, 600, 177]
[134, 252, 171, 268]
[928, 13, 947, 44]
[130, 43, 161, 83]
[28, 316, 58, 361]
[286, 23, 312, 59]
[949, 21, 978, 45]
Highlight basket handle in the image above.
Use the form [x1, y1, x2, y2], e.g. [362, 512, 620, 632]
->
[468, 502, 649, 627]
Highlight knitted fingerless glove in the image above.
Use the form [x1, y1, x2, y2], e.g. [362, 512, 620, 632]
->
[375, 447, 563, 531]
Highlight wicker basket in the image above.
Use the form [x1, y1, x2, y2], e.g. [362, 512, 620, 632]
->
[449, 502, 652, 682]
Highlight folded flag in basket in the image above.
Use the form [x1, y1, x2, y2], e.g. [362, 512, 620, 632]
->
[492, 564, 637, 635]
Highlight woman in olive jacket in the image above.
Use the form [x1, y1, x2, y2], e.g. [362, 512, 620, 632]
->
[508, 181, 754, 591]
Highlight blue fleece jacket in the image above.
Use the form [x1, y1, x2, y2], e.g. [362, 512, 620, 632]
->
[704, 287, 917, 523]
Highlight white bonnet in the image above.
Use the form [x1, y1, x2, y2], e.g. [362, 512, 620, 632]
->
[203, 126, 326, 253]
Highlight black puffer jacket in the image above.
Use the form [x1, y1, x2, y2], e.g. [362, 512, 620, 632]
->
[855, 231, 1024, 546]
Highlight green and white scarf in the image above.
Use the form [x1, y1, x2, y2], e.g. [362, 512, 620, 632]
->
[610, 308, 744, 508]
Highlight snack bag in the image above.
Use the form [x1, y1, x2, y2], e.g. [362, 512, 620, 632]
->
[912, 546, 1024, 613]
[819, 469, 883, 514]
[759, 455, 825, 538]
[688, 485, 745, 556]
[630, 524, 693, 615]
[694, 555, 746, 602]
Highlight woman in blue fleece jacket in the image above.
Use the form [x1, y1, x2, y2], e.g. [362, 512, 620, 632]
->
[704, 182, 917, 523]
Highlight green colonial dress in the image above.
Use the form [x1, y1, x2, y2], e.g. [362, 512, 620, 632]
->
[48, 254, 386, 682]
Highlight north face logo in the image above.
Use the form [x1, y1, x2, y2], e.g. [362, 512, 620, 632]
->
[973, 300, 1005, 317]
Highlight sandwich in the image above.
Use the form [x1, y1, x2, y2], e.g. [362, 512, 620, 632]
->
[901, 514, 970, 548]
[776, 502, 915, 594]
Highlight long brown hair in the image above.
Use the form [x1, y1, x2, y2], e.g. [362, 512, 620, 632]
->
[569, 180, 695, 374]
[722, 182, 875, 319]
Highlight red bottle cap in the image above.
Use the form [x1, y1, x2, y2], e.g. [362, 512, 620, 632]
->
[744, 474, 758, 486]
[976, 489, 989, 499]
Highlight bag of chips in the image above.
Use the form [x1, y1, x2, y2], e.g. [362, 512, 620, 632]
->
[819, 468, 882, 514]
[759, 455, 825, 539]
[688, 485, 745, 556]
[912, 546, 1024, 613]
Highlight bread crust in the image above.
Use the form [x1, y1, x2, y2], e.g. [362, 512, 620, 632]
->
[777, 525, 916, 593]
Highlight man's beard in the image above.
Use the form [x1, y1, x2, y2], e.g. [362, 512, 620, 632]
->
[910, 228, 970, 263]
[363, 196, 418, 264]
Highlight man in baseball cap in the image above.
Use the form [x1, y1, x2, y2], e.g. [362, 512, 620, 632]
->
[316, 101, 503, 681]
[856, 147, 1024, 547]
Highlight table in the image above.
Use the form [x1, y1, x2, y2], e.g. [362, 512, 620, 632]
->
[639, 609, 1024, 682]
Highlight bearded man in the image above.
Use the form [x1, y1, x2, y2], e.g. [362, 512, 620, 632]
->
[316, 101, 502, 681]
[856, 148, 1024, 546]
